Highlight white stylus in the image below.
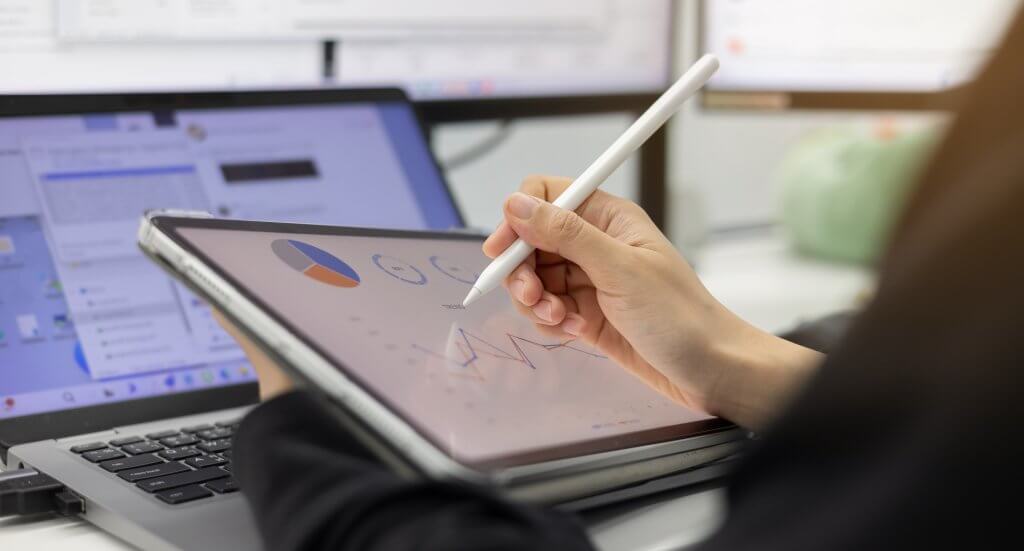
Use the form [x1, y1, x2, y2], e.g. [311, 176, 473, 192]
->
[462, 54, 720, 308]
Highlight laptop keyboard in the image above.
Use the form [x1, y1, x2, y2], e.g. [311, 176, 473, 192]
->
[69, 419, 241, 505]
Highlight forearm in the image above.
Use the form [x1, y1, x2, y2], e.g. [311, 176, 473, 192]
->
[701, 319, 823, 430]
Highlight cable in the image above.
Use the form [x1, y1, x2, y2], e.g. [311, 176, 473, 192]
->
[0, 468, 84, 517]
[439, 119, 515, 171]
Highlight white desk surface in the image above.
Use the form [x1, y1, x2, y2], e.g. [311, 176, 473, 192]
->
[0, 231, 873, 551]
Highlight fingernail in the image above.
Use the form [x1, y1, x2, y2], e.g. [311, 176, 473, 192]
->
[510, 279, 527, 303]
[508, 193, 539, 220]
[534, 300, 554, 322]
[562, 313, 585, 337]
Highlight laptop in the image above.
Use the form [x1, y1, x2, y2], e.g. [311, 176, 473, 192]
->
[0, 88, 464, 550]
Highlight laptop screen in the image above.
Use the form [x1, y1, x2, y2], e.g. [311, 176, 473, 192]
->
[0, 99, 461, 419]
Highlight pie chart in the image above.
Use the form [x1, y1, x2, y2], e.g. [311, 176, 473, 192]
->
[271, 239, 360, 288]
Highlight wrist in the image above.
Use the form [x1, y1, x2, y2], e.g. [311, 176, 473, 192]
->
[258, 368, 296, 401]
[697, 315, 823, 429]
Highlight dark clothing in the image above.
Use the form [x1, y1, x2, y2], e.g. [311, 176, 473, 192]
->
[234, 391, 593, 551]
[697, 14, 1024, 550]
[235, 12, 1024, 551]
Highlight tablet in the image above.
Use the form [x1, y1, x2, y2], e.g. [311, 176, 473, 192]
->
[139, 213, 741, 501]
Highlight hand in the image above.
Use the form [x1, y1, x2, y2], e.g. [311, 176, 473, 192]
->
[484, 176, 822, 428]
[213, 310, 295, 401]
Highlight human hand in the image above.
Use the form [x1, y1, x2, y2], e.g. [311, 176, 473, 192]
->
[213, 310, 295, 401]
[484, 176, 822, 428]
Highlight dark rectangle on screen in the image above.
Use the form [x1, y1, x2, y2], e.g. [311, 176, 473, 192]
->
[220, 160, 319, 183]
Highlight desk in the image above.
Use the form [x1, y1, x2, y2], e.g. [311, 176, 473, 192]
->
[0, 231, 873, 551]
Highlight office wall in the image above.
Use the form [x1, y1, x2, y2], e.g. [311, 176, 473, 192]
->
[437, 1, 946, 247]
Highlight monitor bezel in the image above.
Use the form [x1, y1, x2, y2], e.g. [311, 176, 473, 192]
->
[695, 0, 970, 112]
[0, 87, 464, 460]
[414, 0, 675, 122]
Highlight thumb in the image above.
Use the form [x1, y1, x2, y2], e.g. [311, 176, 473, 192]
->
[503, 192, 625, 279]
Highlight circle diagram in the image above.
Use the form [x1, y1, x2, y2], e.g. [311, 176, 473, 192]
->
[372, 254, 427, 285]
[429, 255, 479, 285]
[272, 239, 361, 288]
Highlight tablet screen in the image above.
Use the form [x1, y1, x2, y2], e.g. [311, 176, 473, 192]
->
[174, 225, 722, 467]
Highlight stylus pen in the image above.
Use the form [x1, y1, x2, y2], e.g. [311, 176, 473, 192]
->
[463, 54, 720, 308]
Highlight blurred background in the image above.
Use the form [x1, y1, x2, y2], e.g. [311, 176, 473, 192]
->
[1, 0, 1018, 331]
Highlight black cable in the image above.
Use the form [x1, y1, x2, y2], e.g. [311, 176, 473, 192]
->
[0, 469, 84, 517]
[440, 119, 515, 171]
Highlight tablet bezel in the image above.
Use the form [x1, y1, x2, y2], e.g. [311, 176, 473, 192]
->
[150, 216, 736, 471]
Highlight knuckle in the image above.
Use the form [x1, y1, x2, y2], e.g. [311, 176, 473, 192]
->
[613, 197, 646, 218]
[520, 174, 545, 190]
[522, 174, 572, 200]
[549, 209, 585, 241]
[520, 175, 551, 197]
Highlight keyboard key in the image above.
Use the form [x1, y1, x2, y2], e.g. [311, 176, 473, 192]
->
[220, 450, 233, 460]
[160, 434, 199, 448]
[197, 439, 232, 453]
[221, 463, 232, 473]
[123, 442, 164, 455]
[145, 430, 180, 440]
[82, 448, 126, 463]
[185, 455, 227, 469]
[100, 453, 163, 473]
[181, 424, 214, 434]
[205, 478, 239, 494]
[137, 467, 229, 493]
[215, 419, 241, 428]
[155, 484, 213, 505]
[159, 447, 201, 461]
[70, 442, 107, 454]
[119, 462, 189, 483]
[109, 436, 144, 446]
[196, 428, 233, 441]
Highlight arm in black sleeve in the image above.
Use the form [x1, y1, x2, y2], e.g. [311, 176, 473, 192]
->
[233, 391, 594, 551]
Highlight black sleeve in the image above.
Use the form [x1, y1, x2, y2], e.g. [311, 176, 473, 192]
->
[233, 391, 594, 551]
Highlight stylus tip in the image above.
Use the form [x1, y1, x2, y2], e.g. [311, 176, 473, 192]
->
[462, 287, 482, 308]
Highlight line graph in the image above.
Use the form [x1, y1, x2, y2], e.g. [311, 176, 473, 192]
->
[413, 327, 606, 381]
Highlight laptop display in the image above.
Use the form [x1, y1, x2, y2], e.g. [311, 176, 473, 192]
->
[0, 97, 461, 420]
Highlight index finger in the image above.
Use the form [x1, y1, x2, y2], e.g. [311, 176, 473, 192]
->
[482, 175, 566, 257]
[483, 175, 626, 257]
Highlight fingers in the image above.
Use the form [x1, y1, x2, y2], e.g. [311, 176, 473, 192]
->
[504, 264, 543, 306]
[519, 174, 631, 233]
[518, 174, 573, 203]
[482, 220, 517, 258]
[507, 285, 589, 340]
[502, 192, 626, 285]
[482, 174, 632, 258]
[509, 284, 569, 324]
[483, 175, 568, 258]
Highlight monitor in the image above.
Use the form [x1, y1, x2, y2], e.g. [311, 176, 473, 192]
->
[702, 0, 1019, 106]
[0, 1, 322, 93]
[46, 0, 674, 102]
[0, 90, 462, 420]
